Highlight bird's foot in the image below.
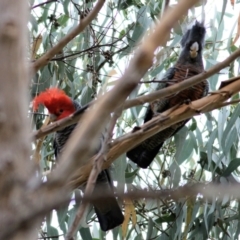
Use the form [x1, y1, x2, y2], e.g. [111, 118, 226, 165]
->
[152, 112, 160, 118]
[152, 112, 169, 122]
[132, 126, 141, 133]
[182, 98, 191, 105]
[181, 98, 202, 113]
[144, 114, 170, 131]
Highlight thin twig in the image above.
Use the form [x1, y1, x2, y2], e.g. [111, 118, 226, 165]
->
[33, 103, 90, 140]
[107, 108, 124, 139]
[65, 201, 88, 240]
[140, 79, 178, 83]
[31, 0, 58, 9]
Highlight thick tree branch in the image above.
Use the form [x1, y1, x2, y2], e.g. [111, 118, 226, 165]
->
[31, 0, 105, 72]
[0, 187, 71, 240]
[45, 0, 200, 187]
[3, 181, 240, 239]
[33, 104, 90, 139]
[0, 1, 35, 240]
[33, 47, 240, 140]
[67, 182, 240, 203]
[67, 77, 240, 187]
[123, 48, 240, 110]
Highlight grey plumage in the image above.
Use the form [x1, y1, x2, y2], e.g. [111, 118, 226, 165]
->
[127, 21, 209, 168]
[53, 100, 124, 231]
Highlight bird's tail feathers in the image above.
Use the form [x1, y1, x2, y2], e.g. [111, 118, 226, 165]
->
[91, 171, 124, 231]
[127, 143, 163, 168]
[93, 197, 124, 231]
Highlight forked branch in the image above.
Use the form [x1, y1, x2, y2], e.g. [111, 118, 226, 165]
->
[31, 0, 106, 72]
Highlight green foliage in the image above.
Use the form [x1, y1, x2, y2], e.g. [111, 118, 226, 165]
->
[30, 0, 240, 239]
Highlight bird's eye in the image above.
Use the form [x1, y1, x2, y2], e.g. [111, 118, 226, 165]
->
[59, 109, 63, 113]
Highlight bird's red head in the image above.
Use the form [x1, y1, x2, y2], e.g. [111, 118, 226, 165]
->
[33, 88, 76, 121]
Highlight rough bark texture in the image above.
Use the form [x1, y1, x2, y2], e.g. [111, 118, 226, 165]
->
[0, 1, 36, 240]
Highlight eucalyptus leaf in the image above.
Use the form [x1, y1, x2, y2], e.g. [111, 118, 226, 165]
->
[222, 158, 240, 177]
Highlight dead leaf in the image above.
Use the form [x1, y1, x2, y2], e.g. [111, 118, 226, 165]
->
[31, 34, 42, 60]
[122, 199, 137, 239]
[183, 197, 195, 240]
[232, 11, 240, 45]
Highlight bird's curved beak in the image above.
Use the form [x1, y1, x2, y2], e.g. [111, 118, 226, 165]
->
[190, 42, 199, 58]
[49, 113, 57, 122]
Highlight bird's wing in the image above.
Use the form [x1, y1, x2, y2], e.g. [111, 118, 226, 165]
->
[144, 67, 176, 123]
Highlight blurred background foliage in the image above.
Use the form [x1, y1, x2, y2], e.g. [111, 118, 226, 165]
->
[30, 0, 240, 239]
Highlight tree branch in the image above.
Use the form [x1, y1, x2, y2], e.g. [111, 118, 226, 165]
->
[31, 0, 59, 9]
[3, 181, 240, 239]
[33, 46, 240, 140]
[123, 48, 240, 110]
[65, 125, 111, 239]
[0, 1, 35, 239]
[31, 0, 106, 72]
[67, 76, 240, 187]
